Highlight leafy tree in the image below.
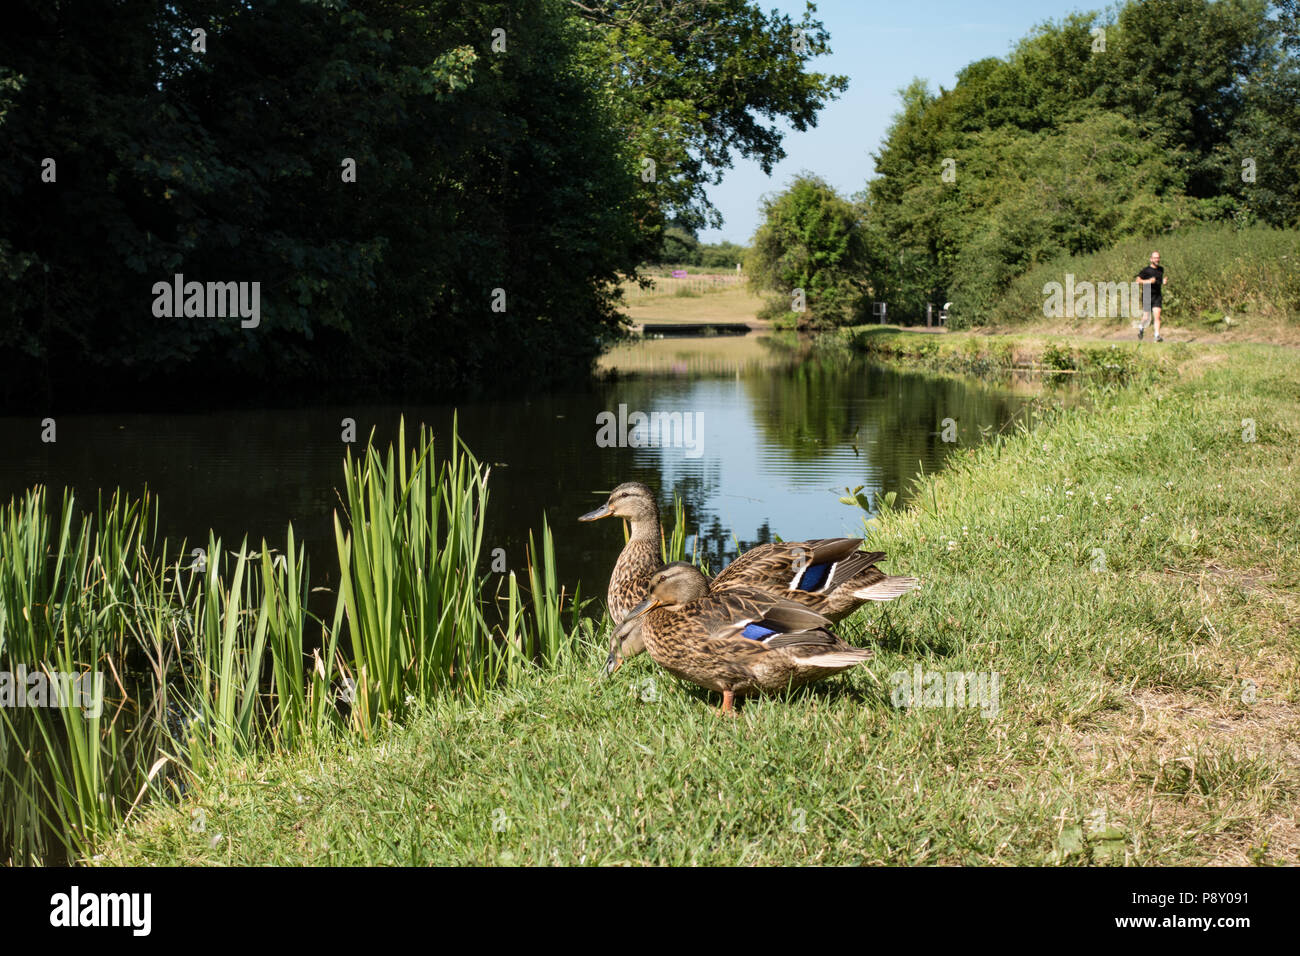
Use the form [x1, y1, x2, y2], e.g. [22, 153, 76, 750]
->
[864, 0, 1286, 326]
[1, 0, 849, 406]
[1089, 0, 1271, 199]
[1229, 0, 1300, 225]
[655, 221, 702, 265]
[956, 114, 1190, 321]
[566, 0, 848, 230]
[0, 0, 646, 404]
[699, 241, 749, 270]
[1283, 0, 1300, 46]
[747, 174, 872, 327]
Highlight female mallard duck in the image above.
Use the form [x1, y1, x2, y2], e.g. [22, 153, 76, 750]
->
[615, 562, 874, 713]
[599, 531, 915, 673]
[578, 482, 661, 660]
[581, 482, 916, 673]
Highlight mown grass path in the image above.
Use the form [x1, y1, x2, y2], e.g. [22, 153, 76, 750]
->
[96, 341, 1298, 865]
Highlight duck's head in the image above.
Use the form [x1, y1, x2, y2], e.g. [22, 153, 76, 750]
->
[625, 561, 709, 617]
[578, 481, 659, 524]
[606, 618, 640, 676]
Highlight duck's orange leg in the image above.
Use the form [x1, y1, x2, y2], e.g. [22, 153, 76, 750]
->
[719, 689, 735, 715]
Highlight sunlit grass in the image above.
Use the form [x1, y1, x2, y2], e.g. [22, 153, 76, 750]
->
[96, 342, 1300, 866]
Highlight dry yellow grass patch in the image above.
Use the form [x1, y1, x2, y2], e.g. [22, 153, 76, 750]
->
[620, 283, 767, 326]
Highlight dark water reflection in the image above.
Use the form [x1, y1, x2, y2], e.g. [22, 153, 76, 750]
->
[0, 335, 1034, 609]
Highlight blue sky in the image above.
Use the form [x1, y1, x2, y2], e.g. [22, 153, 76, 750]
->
[699, 0, 1105, 244]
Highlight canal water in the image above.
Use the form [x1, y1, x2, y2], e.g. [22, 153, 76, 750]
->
[0, 332, 1035, 607]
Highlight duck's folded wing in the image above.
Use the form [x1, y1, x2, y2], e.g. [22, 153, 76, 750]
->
[852, 575, 919, 601]
[699, 588, 829, 634]
[710, 543, 777, 590]
[717, 620, 872, 665]
[716, 537, 891, 595]
[759, 627, 842, 649]
[697, 588, 849, 648]
[795, 541, 885, 594]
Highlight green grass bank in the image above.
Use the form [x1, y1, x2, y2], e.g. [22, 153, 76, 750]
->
[843, 326, 1176, 382]
[96, 340, 1299, 866]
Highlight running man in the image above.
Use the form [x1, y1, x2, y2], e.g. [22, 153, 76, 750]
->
[1136, 251, 1167, 341]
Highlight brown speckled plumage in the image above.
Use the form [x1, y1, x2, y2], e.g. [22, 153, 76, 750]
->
[712, 537, 918, 621]
[583, 486, 917, 676]
[578, 482, 662, 661]
[607, 536, 660, 622]
[615, 564, 874, 711]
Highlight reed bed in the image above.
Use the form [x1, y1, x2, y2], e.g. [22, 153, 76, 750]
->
[0, 419, 580, 864]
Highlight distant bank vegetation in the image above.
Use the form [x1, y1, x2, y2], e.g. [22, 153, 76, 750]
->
[989, 224, 1300, 329]
[746, 0, 1300, 330]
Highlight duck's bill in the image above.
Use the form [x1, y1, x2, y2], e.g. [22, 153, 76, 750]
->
[605, 612, 649, 677]
[603, 649, 622, 677]
[578, 503, 612, 522]
[624, 597, 660, 619]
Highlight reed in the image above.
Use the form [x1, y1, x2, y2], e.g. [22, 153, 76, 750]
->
[331, 416, 574, 728]
[498, 518, 587, 678]
[0, 487, 173, 863]
[0, 419, 579, 863]
[661, 493, 689, 564]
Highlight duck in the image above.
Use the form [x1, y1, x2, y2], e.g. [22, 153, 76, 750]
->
[614, 562, 874, 713]
[578, 481, 662, 661]
[580, 485, 917, 674]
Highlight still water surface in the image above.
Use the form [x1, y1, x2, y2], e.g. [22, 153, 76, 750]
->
[0, 334, 1035, 606]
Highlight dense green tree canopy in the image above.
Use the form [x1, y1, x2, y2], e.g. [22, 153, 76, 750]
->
[699, 240, 749, 269]
[747, 174, 872, 327]
[567, 0, 847, 231]
[864, 0, 1297, 326]
[657, 221, 703, 265]
[0, 0, 843, 408]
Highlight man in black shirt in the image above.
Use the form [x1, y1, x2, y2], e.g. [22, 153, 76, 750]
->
[1136, 251, 1167, 341]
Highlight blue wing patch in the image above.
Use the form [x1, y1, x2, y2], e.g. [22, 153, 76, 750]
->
[741, 622, 779, 641]
[796, 561, 831, 592]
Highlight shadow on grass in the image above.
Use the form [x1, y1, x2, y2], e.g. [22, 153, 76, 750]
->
[653, 667, 903, 714]
[591, 609, 952, 716]
[842, 610, 961, 658]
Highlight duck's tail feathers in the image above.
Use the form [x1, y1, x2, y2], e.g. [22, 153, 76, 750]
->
[852, 575, 918, 602]
[796, 648, 874, 669]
